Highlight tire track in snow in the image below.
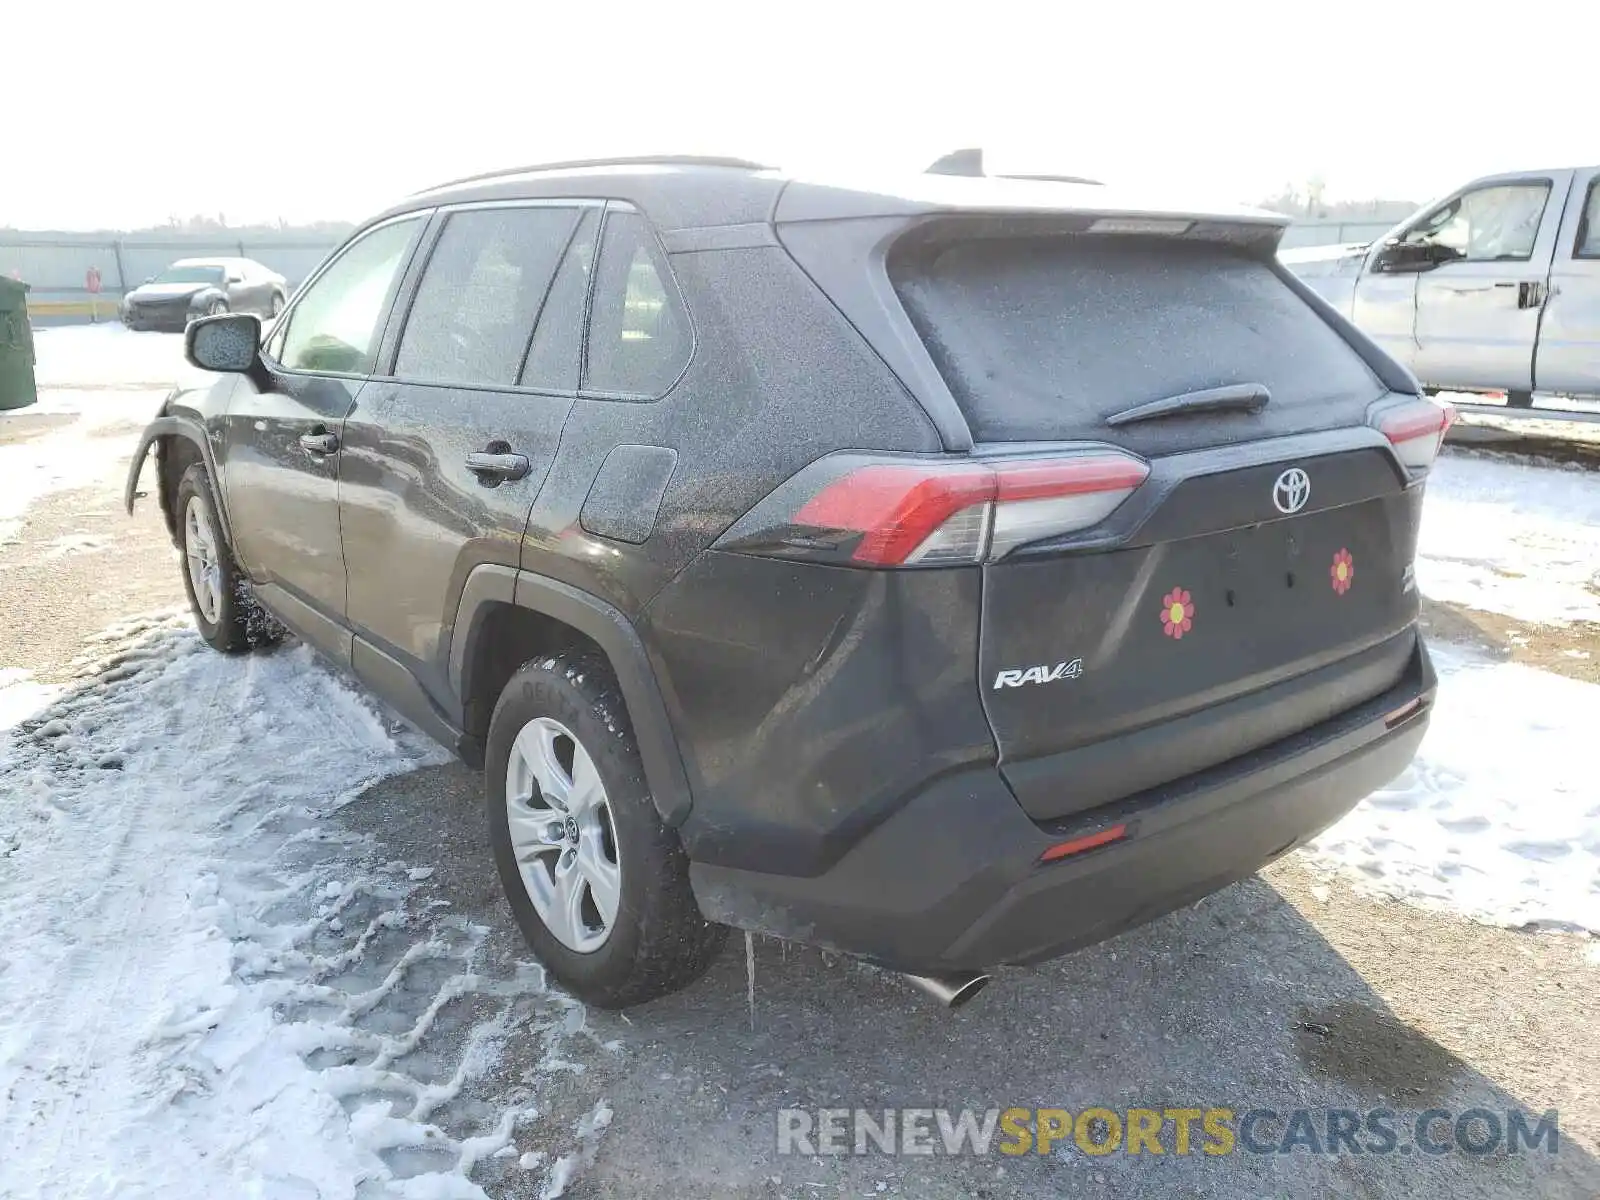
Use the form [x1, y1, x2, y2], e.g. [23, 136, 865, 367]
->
[0, 617, 616, 1199]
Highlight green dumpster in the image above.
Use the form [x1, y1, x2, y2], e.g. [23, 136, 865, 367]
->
[0, 277, 37, 411]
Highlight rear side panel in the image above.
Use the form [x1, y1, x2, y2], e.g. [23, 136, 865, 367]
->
[642, 550, 995, 877]
[520, 241, 942, 616]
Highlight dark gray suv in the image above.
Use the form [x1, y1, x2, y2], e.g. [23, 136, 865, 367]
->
[126, 156, 1444, 1008]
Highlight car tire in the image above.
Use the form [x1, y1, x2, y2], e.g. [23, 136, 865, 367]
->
[207, 298, 228, 317]
[175, 463, 281, 654]
[268, 291, 286, 318]
[486, 653, 726, 1008]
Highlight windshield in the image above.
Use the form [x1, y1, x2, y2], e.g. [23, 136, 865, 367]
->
[153, 265, 225, 284]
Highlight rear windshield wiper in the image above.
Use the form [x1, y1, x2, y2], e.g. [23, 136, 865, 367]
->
[1105, 383, 1271, 427]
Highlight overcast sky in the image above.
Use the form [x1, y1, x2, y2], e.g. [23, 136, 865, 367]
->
[10, 0, 1597, 229]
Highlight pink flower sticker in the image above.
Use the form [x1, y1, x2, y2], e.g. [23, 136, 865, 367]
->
[1331, 548, 1355, 596]
[1160, 588, 1194, 639]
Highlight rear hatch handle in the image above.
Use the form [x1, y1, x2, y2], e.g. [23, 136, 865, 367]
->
[1105, 383, 1271, 427]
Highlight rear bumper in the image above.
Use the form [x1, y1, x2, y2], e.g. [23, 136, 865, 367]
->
[690, 635, 1434, 971]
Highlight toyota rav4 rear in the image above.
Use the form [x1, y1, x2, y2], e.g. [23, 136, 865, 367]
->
[146, 162, 1442, 1011]
[658, 177, 1441, 987]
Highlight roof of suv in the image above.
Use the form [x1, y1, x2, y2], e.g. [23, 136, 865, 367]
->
[376, 156, 1287, 236]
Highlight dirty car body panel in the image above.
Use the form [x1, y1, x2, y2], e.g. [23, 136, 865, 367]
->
[129, 159, 1440, 977]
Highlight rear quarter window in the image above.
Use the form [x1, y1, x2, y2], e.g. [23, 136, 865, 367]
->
[890, 232, 1382, 448]
[583, 210, 692, 398]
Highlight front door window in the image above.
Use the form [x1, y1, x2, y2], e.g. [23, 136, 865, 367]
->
[1404, 183, 1551, 263]
[277, 219, 422, 375]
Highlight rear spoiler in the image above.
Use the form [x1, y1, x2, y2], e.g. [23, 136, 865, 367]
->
[774, 201, 1403, 455]
[772, 174, 1288, 247]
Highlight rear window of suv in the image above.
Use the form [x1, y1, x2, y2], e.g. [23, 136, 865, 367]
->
[889, 230, 1381, 448]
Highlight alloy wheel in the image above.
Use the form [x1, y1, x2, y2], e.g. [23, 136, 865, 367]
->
[183, 495, 223, 624]
[504, 717, 622, 953]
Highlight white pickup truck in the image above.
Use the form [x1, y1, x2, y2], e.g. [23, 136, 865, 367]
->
[1282, 167, 1600, 407]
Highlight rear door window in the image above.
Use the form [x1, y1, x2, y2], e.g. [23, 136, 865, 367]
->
[582, 209, 692, 397]
[394, 206, 578, 387]
[520, 209, 599, 392]
[890, 230, 1381, 449]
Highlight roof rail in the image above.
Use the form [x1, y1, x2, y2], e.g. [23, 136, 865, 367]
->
[415, 155, 774, 195]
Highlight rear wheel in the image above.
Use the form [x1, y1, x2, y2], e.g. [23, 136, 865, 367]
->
[268, 291, 285, 318]
[175, 463, 280, 654]
[486, 653, 725, 1007]
[207, 298, 228, 317]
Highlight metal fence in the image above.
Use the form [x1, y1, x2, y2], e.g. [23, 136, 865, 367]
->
[5, 216, 1402, 324]
[0, 230, 344, 322]
[1277, 219, 1396, 250]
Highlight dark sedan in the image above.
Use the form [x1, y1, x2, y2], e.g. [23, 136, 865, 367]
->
[121, 258, 288, 332]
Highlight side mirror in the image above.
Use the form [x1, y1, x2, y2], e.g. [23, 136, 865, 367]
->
[186, 312, 261, 373]
[226, 272, 244, 283]
[1372, 239, 1459, 274]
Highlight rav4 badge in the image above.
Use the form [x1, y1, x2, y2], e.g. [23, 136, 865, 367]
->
[993, 659, 1085, 689]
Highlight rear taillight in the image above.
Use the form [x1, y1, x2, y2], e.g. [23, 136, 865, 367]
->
[793, 464, 995, 565]
[721, 450, 1150, 567]
[1372, 397, 1455, 474]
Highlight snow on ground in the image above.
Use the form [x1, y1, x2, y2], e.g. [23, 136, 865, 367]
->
[31, 323, 198, 391]
[1308, 641, 1600, 935]
[1418, 451, 1600, 625]
[0, 327, 194, 544]
[1310, 447, 1600, 933]
[0, 668, 61, 732]
[0, 616, 606, 1200]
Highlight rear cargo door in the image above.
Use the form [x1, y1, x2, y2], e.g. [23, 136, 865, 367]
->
[886, 223, 1420, 821]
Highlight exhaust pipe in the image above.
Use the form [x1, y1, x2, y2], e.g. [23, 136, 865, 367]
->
[901, 970, 992, 1009]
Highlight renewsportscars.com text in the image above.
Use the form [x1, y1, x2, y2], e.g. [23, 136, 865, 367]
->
[776, 1106, 1560, 1158]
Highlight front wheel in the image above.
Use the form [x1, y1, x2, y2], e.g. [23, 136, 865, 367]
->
[175, 463, 280, 654]
[486, 654, 726, 1007]
[268, 291, 286, 318]
[206, 298, 228, 317]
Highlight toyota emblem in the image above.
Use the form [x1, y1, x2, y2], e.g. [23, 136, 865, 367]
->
[1272, 468, 1311, 514]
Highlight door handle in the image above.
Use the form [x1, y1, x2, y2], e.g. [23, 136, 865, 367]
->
[299, 431, 338, 456]
[465, 451, 531, 482]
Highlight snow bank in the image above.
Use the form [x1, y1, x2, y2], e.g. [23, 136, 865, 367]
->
[1419, 453, 1600, 625]
[0, 617, 596, 1199]
[1308, 641, 1600, 935]
[31, 324, 196, 391]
